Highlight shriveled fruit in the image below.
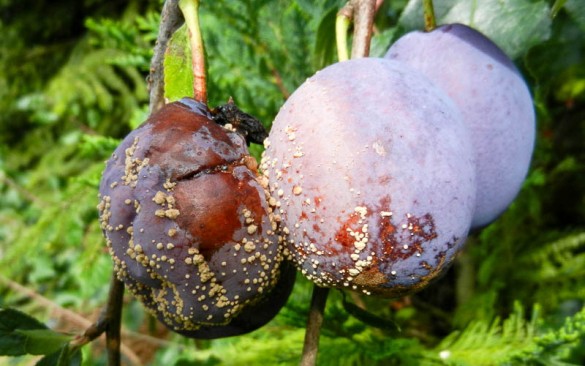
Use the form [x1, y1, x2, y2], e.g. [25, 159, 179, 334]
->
[386, 23, 535, 228]
[262, 58, 476, 297]
[98, 98, 293, 338]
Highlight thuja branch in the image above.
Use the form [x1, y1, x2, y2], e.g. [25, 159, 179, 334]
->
[179, 0, 207, 104]
[149, 0, 182, 113]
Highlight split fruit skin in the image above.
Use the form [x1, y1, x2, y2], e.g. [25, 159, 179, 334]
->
[97, 98, 294, 339]
[262, 58, 477, 297]
[386, 23, 536, 229]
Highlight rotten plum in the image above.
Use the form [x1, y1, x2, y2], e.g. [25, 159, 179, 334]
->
[385, 24, 535, 228]
[98, 98, 294, 338]
[262, 58, 476, 297]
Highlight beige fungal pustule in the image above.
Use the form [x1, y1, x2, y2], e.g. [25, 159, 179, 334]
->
[98, 98, 295, 338]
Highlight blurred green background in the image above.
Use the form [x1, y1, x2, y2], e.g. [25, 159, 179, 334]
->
[0, 0, 584, 365]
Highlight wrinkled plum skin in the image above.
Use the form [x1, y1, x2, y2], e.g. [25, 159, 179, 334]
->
[98, 98, 293, 339]
[262, 58, 476, 297]
[386, 24, 535, 228]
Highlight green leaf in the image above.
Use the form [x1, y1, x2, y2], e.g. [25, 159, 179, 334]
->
[36, 345, 82, 366]
[565, 0, 585, 32]
[0, 308, 47, 356]
[164, 24, 194, 102]
[15, 329, 72, 356]
[313, 6, 338, 69]
[369, 28, 398, 58]
[0, 308, 71, 356]
[551, 0, 568, 18]
[398, 0, 552, 59]
[0, 308, 47, 332]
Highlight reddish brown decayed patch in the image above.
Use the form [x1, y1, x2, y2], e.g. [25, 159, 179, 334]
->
[145, 103, 246, 178]
[381, 213, 437, 261]
[312, 223, 322, 234]
[173, 167, 265, 260]
[313, 196, 322, 208]
[333, 211, 361, 251]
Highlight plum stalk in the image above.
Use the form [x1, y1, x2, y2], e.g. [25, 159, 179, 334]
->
[300, 287, 330, 366]
[72, 274, 126, 365]
[336, 9, 351, 62]
[350, 0, 376, 58]
[335, 0, 377, 61]
[423, 0, 437, 31]
[179, 0, 207, 104]
[105, 276, 124, 366]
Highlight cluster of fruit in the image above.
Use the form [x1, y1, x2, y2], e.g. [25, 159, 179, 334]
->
[98, 23, 535, 338]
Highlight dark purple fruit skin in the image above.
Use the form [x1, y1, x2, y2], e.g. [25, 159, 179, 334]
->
[98, 98, 293, 338]
[386, 23, 535, 228]
[262, 58, 476, 298]
[176, 260, 295, 338]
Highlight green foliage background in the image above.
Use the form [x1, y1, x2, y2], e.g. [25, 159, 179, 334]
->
[0, 0, 584, 365]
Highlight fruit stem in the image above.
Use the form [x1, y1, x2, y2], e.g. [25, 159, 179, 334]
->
[300, 286, 330, 366]
[179, 0, 207, 104]
[148, 0, 183, 113]
[105, 274, 125, 366]
[336, 6, 352, 62]
[350, 0, 376, 58]
[423, 0, 437, 31]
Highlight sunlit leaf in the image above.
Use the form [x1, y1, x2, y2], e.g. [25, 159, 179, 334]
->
[399, 0, 552, 58]
[36, 345, 82, 366]
[164, 24, 194, 102]
[15, 329, 72, 356]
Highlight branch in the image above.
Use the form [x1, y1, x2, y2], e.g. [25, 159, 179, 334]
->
[149, 0, 183, 113]
[0, 173, 48, 208]
[350, 0, 376, 59]
[106, 275, 125, 366]
[270, 65, 290, 100]
[300, 286, 330, 366]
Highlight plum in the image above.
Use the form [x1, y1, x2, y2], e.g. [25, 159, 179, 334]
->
[262, 58, 476, 297]
[385, 23, 535, 228]
[97, 98, 294, 338]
